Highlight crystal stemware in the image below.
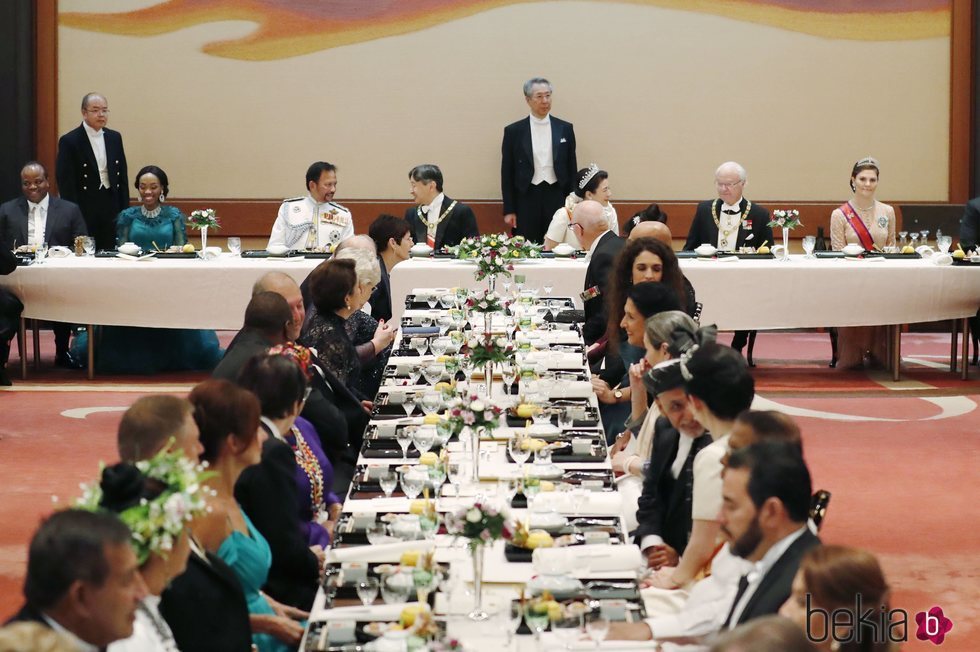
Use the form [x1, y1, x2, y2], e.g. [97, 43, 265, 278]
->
[412, 427, 436, 454]
[802, 235, 816, 259]
[898, 231, 908, 248]
[378, 470, 398, 497]
[395, 428, 414, 458]
[356, 577, 380, 606]
[400, 468, 425, 500]
[919, 229, 930, 247]
[402, 393, 419, 418]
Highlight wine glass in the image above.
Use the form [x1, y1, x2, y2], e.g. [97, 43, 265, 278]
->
[411, 337, 429, 357]
[506, 601, 524, 648]
[553, 613, 583, 650]
[422, 364, 444, 386]
[395, 428, 414, 458]
[920, 229, 930, 247]
[542, 279, 554, 298]
[226, 236, 242, 255]
[440, 293, 455, 309]
[380, 573, 412, 604]
[426, 294, 439, 309]
[898, 231, 908, 248]
[558, 407, 575, 430]
[430, 337, 450, 357]
[419, 314, 433, 328]
[402, 393, 419, 418]
[400, 468, 425, 500]
[426, 463, 447, 494]
[502, 280, 512, 296]
[508, 437, 531, 471]
[34, 242, 48, 264]
[938, 235, 953, 254]
[524, 601, 550, 645]
[81, 236, 96, 256]
[909, 232, 920, 248]
[570, 486, 588, 517]
[802, 235, 816, 259]
[419, 392, 442, 416]
[412, 427, 436, 454]
[447, 461, 463, 498]
[406, 366, 422, 386]
[356, 577, 380, 606]
[379, 470, 398, 497]
[585, 612, 610, 649]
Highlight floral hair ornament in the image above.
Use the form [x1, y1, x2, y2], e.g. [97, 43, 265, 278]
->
[678, 344, 700, 382]
[75, 442, 214, 564]
[578, 162, 600, 190]
[267, 342, 314, 381]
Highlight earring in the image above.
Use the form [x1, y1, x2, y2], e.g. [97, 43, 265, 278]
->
[160, 193, 166, 202]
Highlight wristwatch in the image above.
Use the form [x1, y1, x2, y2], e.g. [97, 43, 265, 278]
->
[613, 390, 624, 402]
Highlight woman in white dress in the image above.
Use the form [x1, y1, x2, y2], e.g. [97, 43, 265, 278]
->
[543, 164, 618, 250]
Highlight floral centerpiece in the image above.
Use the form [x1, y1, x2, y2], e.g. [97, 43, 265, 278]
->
[445, 392, 504, 482]
[768, 209, 802, 261]
[75, 443, 213, 564]
[465, 289, 504, 314]
[187, 208, 221, 258]
[453, 233, 543, 288]
[445, 501, 513, 621]
[466, 335, 516, 369]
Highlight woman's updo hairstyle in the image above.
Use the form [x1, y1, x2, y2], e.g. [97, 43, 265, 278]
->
[849, 156, 880, 192]
[574, 164, 609, 199]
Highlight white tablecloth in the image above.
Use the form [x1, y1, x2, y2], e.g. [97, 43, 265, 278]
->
[389, 256, 980, 329]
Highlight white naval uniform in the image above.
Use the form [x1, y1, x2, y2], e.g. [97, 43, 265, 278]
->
[268, 195, 354, 250]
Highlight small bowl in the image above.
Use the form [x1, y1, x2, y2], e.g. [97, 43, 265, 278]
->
[841, 244, 864, 256]
[410, 243, 433, 257]
[117, 242, 140, 255]
[694, 244, 717, 257]
[552, 243, 575, 257]
[265, 244, 290, 256]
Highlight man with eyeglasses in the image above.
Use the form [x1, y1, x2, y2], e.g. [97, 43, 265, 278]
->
[56, 93, 129, 251]
[684, 162, 771, 357]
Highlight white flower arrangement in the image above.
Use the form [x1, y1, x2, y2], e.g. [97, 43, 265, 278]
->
[768, 209, 802, 230]
[188, 208, 221, 230]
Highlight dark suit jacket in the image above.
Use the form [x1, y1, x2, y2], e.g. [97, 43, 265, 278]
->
[213, 329, 354, 467]
[5, 603, 47, 627]
[370, 256, 392, 323]
[733, 529, 821, 626]
[684, 198, 772, 251]
[55, 124, 129, 214]
[0, 233, 16, 275]
[633, 419, 713, 553]
[0, 196, 88, 248]
[960, 197, 980, 251]
[404, 196, 479, 250]
[583, 231, 626, 344]
[501, 116, 577, 215]
[160, 547, 253, 652]
[235, 437, 320, 610]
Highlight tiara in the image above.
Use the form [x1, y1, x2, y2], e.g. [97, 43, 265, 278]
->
[578, 163, 600, 190]
[855, 156, 879, 168]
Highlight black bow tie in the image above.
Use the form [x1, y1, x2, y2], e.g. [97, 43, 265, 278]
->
[722, 209, 740, 215]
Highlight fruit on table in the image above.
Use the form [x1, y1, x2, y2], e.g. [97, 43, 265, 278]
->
[520, 437, 547, 452]
[182, 243, 195, 253]
[757, 245, 770, 254]
[422, 414, 441, 425]
[525, 530, 554, 549]
[539, 480, 555, 492]
[901, 246, 916, 254]
[400, 550, 421, 566]
[953, 249, 966, 259]
[516, 403, 536, 418]
[433, 382, 452, 392]
[399, 604, 425, 627]
[418, 452, 439, 466]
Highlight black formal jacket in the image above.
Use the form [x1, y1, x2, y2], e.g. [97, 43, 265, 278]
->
[684, 198, 772, 251]
[500, 115, 577, 215]
[633, 418, 713, 553]
[583, 231, 626, 344]
[731, 529, 822, 627]
[160, 546, 253, 652]
[0, 233, 15, 275]
[0, 195, 88, 249]
[960, 197, 980, 251]
[370, 256, 392, 323]
[404, 196, 479, 250]
[213, 329, 356, 467]
[56, 124, 129, 214]
[235, 436, 320, 610]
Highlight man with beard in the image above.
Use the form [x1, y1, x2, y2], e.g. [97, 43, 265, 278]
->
[609, 441, 819, 646]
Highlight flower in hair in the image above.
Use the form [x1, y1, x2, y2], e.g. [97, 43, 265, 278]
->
[75, 442, 214, 564]
[268, 342, 314, 381]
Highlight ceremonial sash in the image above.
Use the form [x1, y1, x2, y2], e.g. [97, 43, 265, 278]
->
[839, 202, 875, 251]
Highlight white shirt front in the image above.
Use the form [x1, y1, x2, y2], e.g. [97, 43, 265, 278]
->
[82, 122, 110, 189]
[422, 192, 446, 242]
[107, 595, 179, 652]
[529, 114, 557, 185]
[42, 613, 99, 652]
[27, 193, 50, 246]
[725, 526, 808, 628]
[716, 201, 743, 250]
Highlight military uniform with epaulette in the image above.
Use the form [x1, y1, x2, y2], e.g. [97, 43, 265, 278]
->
[268, 195, 354, 250]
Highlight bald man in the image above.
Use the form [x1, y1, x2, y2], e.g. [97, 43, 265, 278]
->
[629, 220, 672, 246]
[575, 200, 626, 344]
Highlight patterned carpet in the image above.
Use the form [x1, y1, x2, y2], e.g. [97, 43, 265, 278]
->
[1, 332, 976, 649]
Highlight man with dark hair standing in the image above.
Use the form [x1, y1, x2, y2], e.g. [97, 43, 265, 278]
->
[501, 77, 577, 242]
[0, 161, 88, 369]
[7, 509, 147, 649]
[268, 162, 353, 251]
[56, 92, 128, 251]
[404, 164, 478, 250]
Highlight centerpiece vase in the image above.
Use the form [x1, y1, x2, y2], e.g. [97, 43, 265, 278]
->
[199, 226, 209, 259]
[486, 273, 497, 293]
[468, 544, 489, 621]
[781, 227, 790, 262]
[484, 362, 493, 398]
[484, 311, 493, 336]
[470, 427, 481, 482]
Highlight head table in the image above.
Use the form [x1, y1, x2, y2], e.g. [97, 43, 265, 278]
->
[1, 253, 977, 379]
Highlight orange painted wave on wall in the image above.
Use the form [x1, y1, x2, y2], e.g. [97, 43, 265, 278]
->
[60, 0, 951, 61]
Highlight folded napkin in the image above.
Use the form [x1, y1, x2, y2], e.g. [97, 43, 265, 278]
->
[526, 351, 584, 370]
[550, 381, 592, 400]
[932, 253, 953, 266]
[311, 603, 406, 622]
[532, 544, 643, 574]
[47, 246, 73, 258]
[532, 490, 623, 516]
[325, 539, 436, 564]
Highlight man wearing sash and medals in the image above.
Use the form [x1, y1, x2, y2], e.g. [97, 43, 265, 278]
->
[684, 162, 772, 357]
[404, 164, 478, 250]
[829, 157, 896, 369]
[269, 162, 353, 251]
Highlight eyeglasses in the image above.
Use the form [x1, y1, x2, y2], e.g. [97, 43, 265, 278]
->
[715, 180, 744, 190]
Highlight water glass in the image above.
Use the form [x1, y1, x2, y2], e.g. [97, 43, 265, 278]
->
[412, 427, 436, 454]
[802, 235, 816, 258]
[82, 236, 96, 256]
[553, 613, 583, 650]
[558, 408, 575, 430]
[585, 612, 610, 648]
[396, 428, 414, 458]
[356, 577, 380, 605]
[366, 522, 389, 545]
[524, 604, 550, 642]
[509, 437, 531, 467]
[411, 337, 428, 356]
[380, 574, 412, 604]
[419, 392, 442, 416]
[447, 461, 464, 498]
[938, 235, 953, 254]
[226, 236, 242, 255]
[422, 364, 444, 386]
[379, 470, 398, 497]
[34, 242, 48, 264]
[402, 393, 419, 418]
[400, 468, 425, 500]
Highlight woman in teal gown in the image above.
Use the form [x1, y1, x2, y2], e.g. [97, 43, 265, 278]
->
[72, 165, 222, 373]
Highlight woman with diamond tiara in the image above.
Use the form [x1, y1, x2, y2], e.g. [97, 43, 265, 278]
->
[543, 164, 618, 250]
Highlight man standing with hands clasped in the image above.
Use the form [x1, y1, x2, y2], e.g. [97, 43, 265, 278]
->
[56, 93, 129, 251]
[501, 77, 577, 243]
